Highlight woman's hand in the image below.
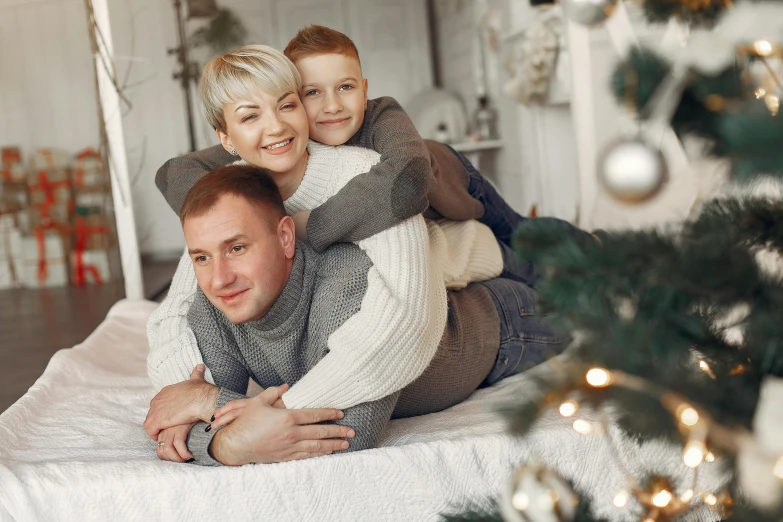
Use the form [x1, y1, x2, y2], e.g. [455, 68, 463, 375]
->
[144, 364, 218, 439]
[210, 384, 288, 430]
[156, 422, 196, 463]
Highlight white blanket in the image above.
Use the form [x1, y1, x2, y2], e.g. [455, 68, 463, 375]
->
[0, 300, 725, 521]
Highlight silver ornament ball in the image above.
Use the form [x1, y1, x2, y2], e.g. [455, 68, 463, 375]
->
[561, 0, 618, 27]
[599, 139, 668, 204]
[500, 464, 578, 522]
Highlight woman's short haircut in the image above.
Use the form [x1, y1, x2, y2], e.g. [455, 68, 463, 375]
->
[180, 165, 287, 227]
[199, 44, 302, 133]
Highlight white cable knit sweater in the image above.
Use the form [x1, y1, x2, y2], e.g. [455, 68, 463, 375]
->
[147, 141, 503, 410]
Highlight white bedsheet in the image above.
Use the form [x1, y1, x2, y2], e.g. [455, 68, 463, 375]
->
[0, 300, 726, 522]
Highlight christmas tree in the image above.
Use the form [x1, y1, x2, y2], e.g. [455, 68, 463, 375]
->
[451, 1, 783, 521]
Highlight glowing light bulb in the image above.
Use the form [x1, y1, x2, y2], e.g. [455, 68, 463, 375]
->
[573, 419, 593, 434]
[705, 452, 715, 463]
[756, 87, 768, 99]
[704, 493, 718, 506]
[773, 455, 783, 479]
[652, 489, 673, 507]
[680, 489, 694, 502]
[559, 400, 578, 417]
[679, 406, 699, 427]
[613, 491, 629, 508]
[586, 368, 611, 387]
[765, 94, 780, 117]
[683, 441, 706, 468]
[698, 360, 716, 379]
[512, 491, 530, 511]
[754, 40, 773, 57]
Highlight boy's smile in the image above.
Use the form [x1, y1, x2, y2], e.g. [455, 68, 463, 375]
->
[296, 53, 368, 146]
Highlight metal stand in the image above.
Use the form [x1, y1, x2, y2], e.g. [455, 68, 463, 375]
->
[169, 0, 199, 152]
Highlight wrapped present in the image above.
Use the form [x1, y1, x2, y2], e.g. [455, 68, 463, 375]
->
[71, 214, 111, 285]
[1, 180, 28, 209]
[71, 249, 110, 285]
[0, 226, 21, 289]
[26, 203, 70, 233]
[72, 148, 108, 188]
[12, 229, 68, 288]
[74, 186, 109, 216]
[30, 148, 71, 173]
[28, 170, 72, 207]
[1, 147, 26, 182]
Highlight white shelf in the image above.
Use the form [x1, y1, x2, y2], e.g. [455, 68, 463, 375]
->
[449, 139, 504, 153]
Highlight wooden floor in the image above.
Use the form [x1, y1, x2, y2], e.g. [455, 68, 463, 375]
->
[0, 259, 178, 414]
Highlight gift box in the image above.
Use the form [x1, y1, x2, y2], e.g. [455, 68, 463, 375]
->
[70, 249, 111, 285]
[28, 170, 72, 208]
[12, 230, 69, 288]
[1, 147, 26, 182]
[0, 225, 21, 290]
[1, 180, 28, 209]
[72, 148, 108, 188]
[26, 204, 70, 233]
[74, 186, 109, 216]
[30, 148, 71, 173]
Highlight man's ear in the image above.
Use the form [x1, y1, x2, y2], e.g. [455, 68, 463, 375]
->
[362, 78, 369, 104]
[216, 128, 235, 155]
[278, 215, 296, 259]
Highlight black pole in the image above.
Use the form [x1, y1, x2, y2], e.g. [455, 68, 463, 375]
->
[172, 0, 197, 152]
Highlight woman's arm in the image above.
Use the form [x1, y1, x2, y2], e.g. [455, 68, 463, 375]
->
[155, 145, 234, 214]
[282, 214, 448, 410]
[146, 250, 211, 390]
[305, 97, 434, 251]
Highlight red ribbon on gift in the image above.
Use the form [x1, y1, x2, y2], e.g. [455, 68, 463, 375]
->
[1, 148, 21, 166]
[34, 222, 64, 285]
[73, 147, 102, 188]
[72, 216, 108, 286]
[29, 171, 72, 222]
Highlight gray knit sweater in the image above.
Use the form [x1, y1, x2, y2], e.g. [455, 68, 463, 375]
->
[186, 241, 500, 465]
[155, 97, 483, 252]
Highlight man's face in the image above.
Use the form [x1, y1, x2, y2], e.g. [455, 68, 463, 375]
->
[218, 90, 310, 178]
[296, 53, 368, 146]
[184, 194, 295, 324]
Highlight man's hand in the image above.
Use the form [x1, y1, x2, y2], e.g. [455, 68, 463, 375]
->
[210, 385, 354, 466]
[156, 422, 195, 463]
[291, 210, 311, 241]
[144, 364, 219, 440]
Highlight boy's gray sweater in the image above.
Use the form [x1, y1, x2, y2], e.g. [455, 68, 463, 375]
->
[186, 241, 500, 465]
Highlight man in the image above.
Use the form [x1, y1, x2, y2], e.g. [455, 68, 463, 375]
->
[144, 165, 562, 466]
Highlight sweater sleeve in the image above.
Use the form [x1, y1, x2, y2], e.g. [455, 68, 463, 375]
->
[305, 97, 434, 252]
[155, 145, 234, 215]
[282, 214, 448, 410]
[185, 294, 251, 466]
[146, 250, 213, 390]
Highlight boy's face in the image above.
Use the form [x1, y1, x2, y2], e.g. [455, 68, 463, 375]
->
[184, 193, 295, 324]
[217, 90, 309, 179]
[296, 53, 368, 146]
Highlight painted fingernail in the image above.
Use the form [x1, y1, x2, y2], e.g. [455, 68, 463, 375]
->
[341, 441, 349, 449]
[210, 415, 215, 422]
[205, 425, 212, 432]
[347, 429, 355, 438]
[185, 458, 195, 463]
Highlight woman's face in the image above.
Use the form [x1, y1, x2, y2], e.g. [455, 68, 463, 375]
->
[217, 90, 309, 177]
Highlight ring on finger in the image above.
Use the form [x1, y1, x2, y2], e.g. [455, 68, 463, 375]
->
[157, 441, 165, 448]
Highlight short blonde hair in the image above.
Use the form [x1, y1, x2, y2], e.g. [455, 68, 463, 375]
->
[199, 44, 302, 133]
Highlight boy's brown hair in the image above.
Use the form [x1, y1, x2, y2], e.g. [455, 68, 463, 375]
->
[180, 165, 286, 228]
[284, 25, 361, 67]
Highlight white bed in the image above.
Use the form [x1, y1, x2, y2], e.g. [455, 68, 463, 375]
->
[0, 300, 725, 521]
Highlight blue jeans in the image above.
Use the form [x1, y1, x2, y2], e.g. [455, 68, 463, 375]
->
[478, 278, 565, 386]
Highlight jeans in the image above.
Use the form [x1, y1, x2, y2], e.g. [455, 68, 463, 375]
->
[478, 278, 565, 386]
[445, 145, 538, 286]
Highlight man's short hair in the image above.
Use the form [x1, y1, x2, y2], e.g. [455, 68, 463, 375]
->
[283, 25, 361, 67]
[199, 44, 302, 133]
[180, 165, 287, 227]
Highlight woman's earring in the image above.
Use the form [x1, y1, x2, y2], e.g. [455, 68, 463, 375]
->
[230, 149, 238, 156]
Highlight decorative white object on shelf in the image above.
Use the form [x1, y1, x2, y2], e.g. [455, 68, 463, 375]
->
[406, 88, 469, 143]
[503, 5, 571, 106]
